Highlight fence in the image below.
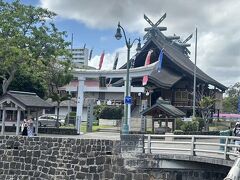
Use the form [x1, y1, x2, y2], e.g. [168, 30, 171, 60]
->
[143, 134, 240, 160]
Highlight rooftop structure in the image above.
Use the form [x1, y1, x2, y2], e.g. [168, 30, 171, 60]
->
[113, 13, 226, 117]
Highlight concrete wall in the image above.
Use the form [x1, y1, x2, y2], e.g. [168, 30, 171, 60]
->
[84, 92, 123, 101]
[104, 92, 123, 100]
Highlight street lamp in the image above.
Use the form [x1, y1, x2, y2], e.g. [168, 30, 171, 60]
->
[115, 22, 141, 134]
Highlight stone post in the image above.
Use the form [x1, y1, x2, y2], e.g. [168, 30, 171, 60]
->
[16, 109, 21, 135]
[1, 108, 6, 135]
[121, 134, 144, 154]
[35, 110, 39, 136]
[76, 77, 85, 134]
[86, 99, 94, 132]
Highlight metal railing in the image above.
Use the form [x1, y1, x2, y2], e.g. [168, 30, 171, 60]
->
[143, 134, 240, 160]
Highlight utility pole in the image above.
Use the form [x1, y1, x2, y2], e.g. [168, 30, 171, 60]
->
[193, 27, 197, 118]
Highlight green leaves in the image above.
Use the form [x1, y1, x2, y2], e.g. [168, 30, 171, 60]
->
[199, 96, 216, 110]
[0, 0, 70, 94]
[50, 92, 71, 104]
[222, 82, 240, 113]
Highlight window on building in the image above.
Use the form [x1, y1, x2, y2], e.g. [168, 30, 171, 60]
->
[175, 91, 188, 101]
[45, 107, 55, 114]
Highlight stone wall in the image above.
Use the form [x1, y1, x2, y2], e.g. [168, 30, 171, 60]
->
[0, 136, 122, 180]
[0, 135, 151, 180]
[0, 135, 231, 180]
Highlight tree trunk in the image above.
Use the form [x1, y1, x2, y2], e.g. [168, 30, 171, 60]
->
[56, 102, 60, 128]
[2, 69, 16, 94]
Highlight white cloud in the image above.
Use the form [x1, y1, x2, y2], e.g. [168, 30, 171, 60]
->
[40, 0, 240, 87]
[89, 44, 137, 70]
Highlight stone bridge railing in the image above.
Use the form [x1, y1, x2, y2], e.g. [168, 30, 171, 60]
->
[121, 134, 236, 179]
[122, 134, 239, 163]
[143, 134, 240, 162]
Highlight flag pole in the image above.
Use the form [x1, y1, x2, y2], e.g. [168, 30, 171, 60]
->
[67, 33, 74, 125]
[193, 27, 197, 118]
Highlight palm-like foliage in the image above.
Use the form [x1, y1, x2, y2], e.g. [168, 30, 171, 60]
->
[50, 92, 71, 127]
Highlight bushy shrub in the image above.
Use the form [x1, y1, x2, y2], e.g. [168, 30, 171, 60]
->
[174, 130, 184, 135]
[176, 118, 184, 130]
[93, 105, 105, 120]
[180, 121, 198, 132]
[174, 130, 220, 135]
[65, 111, 76, 125]
[194, 117, 204, 131]
[94, 105, 123, 120]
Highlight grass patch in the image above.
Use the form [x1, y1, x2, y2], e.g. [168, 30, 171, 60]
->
[60, 122, 113, 133]
[209, 120, 232, 131]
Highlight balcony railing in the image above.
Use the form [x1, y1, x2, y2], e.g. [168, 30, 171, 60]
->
[83, 99, 123, 107]
[173, 100, 192, 107]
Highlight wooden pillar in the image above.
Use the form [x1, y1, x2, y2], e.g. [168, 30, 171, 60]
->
[173, 118, 176, 132]
[27, 108, 30, 118]
[166, 119, 168, 129]
[171, 88, 175, 104]
[152, 118, 154, 133]
[16, 109, 21, 135]
[35, 110, 39, 136]
[12, 111, 16, 121]
[1, 108, 6, 135]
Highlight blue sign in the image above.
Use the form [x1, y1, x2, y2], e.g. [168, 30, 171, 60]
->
[125, 96, 132, 104]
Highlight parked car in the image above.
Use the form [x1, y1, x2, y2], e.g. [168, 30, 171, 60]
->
[37, 115, 65, 127]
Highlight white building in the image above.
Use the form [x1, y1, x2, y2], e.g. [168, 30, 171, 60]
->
[59, 48, 89, 66]
[43, 79, 145, 121]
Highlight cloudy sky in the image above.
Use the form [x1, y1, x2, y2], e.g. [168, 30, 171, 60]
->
[16, 0, 240, 87]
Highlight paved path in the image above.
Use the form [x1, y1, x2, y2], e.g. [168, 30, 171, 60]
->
[4, 130, 121, 140]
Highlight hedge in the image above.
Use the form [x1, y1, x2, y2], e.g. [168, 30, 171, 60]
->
[0, 126, 77, 135]
[94, 105, 123, 120]
[38, 128, 77, 135]
[174, 130, 220, 135]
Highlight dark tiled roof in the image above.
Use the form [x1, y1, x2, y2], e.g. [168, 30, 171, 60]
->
[148, 37, 227, 90]
[46, 98, 77, 107]
[116, 35, 227, 91]
[112, 65, 182, 88]
[6, 91, 52, 108]
[149, 66, 182, 88]
[141, 98, 185, 117]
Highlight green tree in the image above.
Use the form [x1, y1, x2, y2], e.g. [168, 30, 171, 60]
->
[227, 82, 240, 97]
[223, 96, 238, 113]
[222, 82, 240, 113]
[46, 60, 73, 126]
[199, 96, 216, 131]
[0, 0, 69, 94]
[6, 68, 46, 98]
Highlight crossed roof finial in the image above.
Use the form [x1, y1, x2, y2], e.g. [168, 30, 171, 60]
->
[143, 13, 193, 56]
[143, 13, 167, 41]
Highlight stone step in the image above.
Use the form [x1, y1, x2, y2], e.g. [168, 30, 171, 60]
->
[97, 128, 120, 133]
